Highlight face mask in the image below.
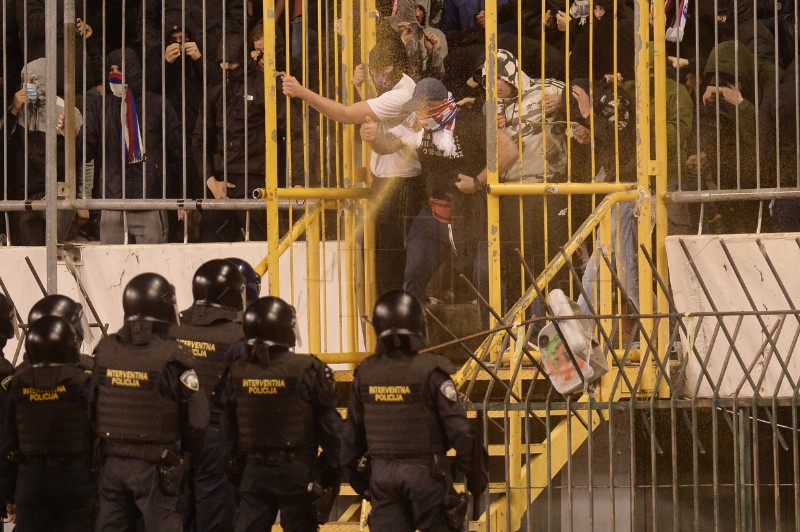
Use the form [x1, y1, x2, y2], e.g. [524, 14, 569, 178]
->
[108, 71, 127, 98]
[25, 83, 38, 105]
[418, 97, 458, 131]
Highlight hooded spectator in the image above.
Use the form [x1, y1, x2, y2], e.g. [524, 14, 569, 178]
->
[6, 59, 83, 246]
[78, 48, 184, 244]
[165, 0, 245, 73]
[194, 35, 269, 242]
[569, 0, 635, 82]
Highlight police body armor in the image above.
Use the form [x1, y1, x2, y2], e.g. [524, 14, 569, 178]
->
[358, 352, 451, 457]
[231, 351, 315, 452]
[12, 365, 91, 456]
[94, 335, 188, 443]
[171, 305, 241, 416]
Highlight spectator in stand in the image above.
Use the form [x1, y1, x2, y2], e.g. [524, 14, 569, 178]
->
[194, 36, 268, 242]
[165, 0, 245, 78]
[761, 60, 800, 231]
[687, 41, 778, 234]
[75, 48, 184, 244]
[474, 49, 571, 305]
[385, 78, 518, 324]
[163, 25, 204, 200]
[440, 0, 483, 33]
[564, 79, 639, 316]
[570, 0, 635, 82]
[16, 0, 102, 93]
[6, 59, 82, 246]
[282, 35, 426, 295]
[394, 1, 448, 81]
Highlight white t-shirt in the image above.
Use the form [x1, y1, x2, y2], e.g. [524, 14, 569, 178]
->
[366, 74, 422, 179]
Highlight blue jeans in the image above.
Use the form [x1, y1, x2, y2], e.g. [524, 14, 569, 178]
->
[404, 204, 489, 327]
[578, 201, 639, 314]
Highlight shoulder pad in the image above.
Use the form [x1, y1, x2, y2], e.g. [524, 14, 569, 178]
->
[180, 369, 200, 391]
[309, 356, 336, 384]
[1, 375, 12, 391]
[171, 341, 196, 368]
[438, 379, 459, 402]
[426, 353, 457, 376]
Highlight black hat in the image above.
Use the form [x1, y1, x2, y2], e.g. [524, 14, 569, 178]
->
[371, 290, 427, 341]
[25, 315, 80, 365]
[192, 259, 246, 311]
[28, 294, 85, 343]
[243, 296, 297, 348]
[123, 273, 179, 325]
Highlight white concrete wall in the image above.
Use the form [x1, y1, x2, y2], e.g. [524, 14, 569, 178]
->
[666, 233, 800, 398]
[0, 242, 366, 363]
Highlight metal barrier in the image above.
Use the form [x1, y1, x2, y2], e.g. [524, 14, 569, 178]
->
[3, 0, 800, 530]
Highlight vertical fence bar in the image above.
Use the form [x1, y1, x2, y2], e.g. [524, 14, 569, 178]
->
[307, 206, 322, 354]
[264, 0, 281, 294]
[63, 0, 77, 205]
[44, 0, 59, 291]
[484, 0, 501, 325]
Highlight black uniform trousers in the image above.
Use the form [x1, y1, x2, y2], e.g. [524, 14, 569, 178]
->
[96, 456, 183, 532]
[235, 456, 317, 532]
[14, 456, 96, 532]
[189, 424, 235, 531]
[368, 457, 451, 532]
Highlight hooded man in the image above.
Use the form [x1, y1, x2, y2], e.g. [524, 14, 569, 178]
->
[77, 48, 184, 244]
[388, 78, 518, 325]
[569, 0, 635, 82]
[394, 1, 448, 81]
[193, 35, 269, 242]
[7, 58, 83, 246]
[476, 49, 571, 305]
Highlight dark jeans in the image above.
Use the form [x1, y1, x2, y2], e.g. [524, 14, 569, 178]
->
[14, 457, 96, 532]
[187, 425, 235, 532]
[96, 456, 183, 532]
[10, 192, 74, 246]
[371, 176, 426, 297]
[404, 203, 489, 327]
[368, 458, 450, 532]
[200, 175, 268, 242]
[235, 458, 317, 531]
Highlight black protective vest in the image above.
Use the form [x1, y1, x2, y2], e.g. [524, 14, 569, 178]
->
[93, 335, 185, 443]
[231, 352, 315, 452]
[171, 308, 241, 415]
[12, 365, 91, 456]
[358, 352, 449, 456]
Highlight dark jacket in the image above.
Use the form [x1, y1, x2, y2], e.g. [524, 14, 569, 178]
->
[193, 44, 267, 194]
[79, 49, 184, 200]
[16, 0, 103, 90]
[165, 0, 245, 68]
[570, 3, 636, 83]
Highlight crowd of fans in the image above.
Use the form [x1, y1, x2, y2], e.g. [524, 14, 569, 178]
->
[1, 0, 799, 312]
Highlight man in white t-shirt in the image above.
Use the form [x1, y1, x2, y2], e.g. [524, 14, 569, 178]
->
[282, 36, 425, 295]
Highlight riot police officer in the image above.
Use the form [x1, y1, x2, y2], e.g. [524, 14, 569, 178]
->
[0, 316, 96, 530]
[0, 293, 16, 384]
[27, 294, 92, 369]
[217, 296, 342, 531]
[169, 259, 245, 531]
[341, 290, 488, 531]
[90, 273, 209, 531]
[225, 257, 262, 306]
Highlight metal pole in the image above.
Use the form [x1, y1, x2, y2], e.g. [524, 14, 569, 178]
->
[484, 0, 501, 326]
[63, 0, 77, 203]
[264, 0, 281, 294]
[44, 0, 59, 292]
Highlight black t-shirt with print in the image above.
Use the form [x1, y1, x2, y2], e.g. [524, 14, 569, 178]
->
[417, 108, 487, 200]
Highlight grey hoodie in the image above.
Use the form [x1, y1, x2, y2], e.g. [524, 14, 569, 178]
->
[17, 58, 82, 134]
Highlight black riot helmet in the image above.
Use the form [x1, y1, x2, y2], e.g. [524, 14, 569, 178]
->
[243, 296, 297, 348]
[28, 294, 86, 343]
[25, 315, 80, 365]
[371, 290, 427, 342]
[225, 258, 261, 305]
[0, 293, 14, 341]
[192, 259, 246, 311]
[123, 273, 179, 325]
